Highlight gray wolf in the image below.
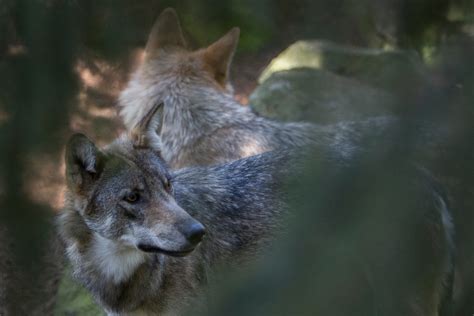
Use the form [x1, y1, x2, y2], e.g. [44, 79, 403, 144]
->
[118, 8, 317, 169]
[59, 104, 454, 315]
[58, 105, 293, 315]
[116, 7, 469, 314]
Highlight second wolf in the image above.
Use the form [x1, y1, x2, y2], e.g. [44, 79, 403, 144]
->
[119, 8, 316, 168]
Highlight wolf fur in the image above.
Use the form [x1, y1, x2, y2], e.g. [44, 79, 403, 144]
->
[196, 159, 456, 316]
[58, 105, 454, 315]
[58, 133, 292, 315]
[116, 8, 469, 314]
[118, 8, 316, 169]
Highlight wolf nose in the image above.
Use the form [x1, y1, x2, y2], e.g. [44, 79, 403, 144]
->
[185, 222, 206, 245]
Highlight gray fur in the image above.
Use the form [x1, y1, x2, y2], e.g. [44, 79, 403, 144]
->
[58, 134, 293, 315]
[118, 15, 317, 168]
[56, 127, 458, 316]
[74, 9, 456, 314]
[57, 130, 456, 316]
[116, 11, 444, 170]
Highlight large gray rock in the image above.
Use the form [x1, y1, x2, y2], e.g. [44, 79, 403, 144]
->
[250, 68, 399, 124]
[250, 40, 430, 123]
[258, 40, 428, 94]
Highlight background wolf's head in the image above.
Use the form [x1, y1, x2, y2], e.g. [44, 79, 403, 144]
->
[118, 8, 240, 132]
[64, 133, 205, 256]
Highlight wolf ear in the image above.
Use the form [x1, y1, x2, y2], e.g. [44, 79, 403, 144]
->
[130, 102, 164, 151]
[65, 134, 104, 193]
[202, 27, 240, 86]
[145, 8, 186, 56]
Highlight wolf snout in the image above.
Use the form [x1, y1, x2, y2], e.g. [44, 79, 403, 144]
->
[183, 222, 206, 246]
[136, 220, 205, 256]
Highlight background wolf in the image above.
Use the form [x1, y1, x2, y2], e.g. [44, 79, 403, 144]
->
[119, 8, 316, 169]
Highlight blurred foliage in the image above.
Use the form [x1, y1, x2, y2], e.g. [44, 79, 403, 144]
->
[193, 150, 456, 316]
[0, 0, 473, 314]
[54, 267, 103, 316]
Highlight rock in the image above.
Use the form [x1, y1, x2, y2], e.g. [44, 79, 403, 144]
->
[249, 40, 431, 123]
[249, 68, 398, 124]
[258, 40, 428, 94]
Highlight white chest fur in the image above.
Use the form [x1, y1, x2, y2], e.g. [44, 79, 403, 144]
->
[90, 234, 146, 284]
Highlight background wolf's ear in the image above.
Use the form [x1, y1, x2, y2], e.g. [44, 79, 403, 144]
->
[145, 8, 186, 56]
[65, 134, 104, 193]
[202, 27, 240, 87]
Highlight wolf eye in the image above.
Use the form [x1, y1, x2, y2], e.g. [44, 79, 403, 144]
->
[163, 178, 172, 193]
[124, 192, 139, 203]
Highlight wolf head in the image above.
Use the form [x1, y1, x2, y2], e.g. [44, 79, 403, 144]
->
[65, 104, 205, 257]
[119, 8, 240, 131]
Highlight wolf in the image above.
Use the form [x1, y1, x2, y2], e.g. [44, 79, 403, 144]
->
[117, 8, 471, 314]
[118, 8, 317, 169]
[59, 104, 454, 315]
[58, 105, 294, 315]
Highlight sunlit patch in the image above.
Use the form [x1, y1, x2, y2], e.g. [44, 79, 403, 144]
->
[75, 49, 144, 96]
[76, 62, 103, 88]
[462, 23, 474, 36]
[7, 44, 27, 56]
[23, 152, 66, 211]
[234, 93, 249, 105]
[77, 91, 116, 119]
[69, 54, 137, 143]
[447, 5, 464, 22]
[69, 112, 89, 132]
[422, 45, 437, 65]
[382, 43, 396, 51]
[0, 110, 9, 125]
[259, 41, 323, 83]
[74, 56, 125, 110]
